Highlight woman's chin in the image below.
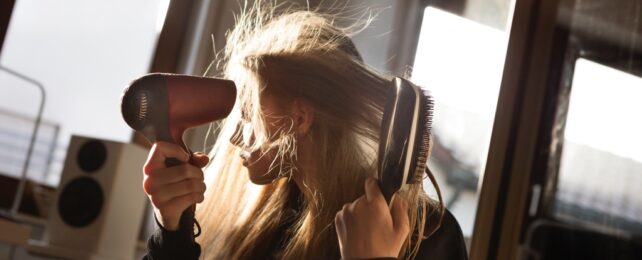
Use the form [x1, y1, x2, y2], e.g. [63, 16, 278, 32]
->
[248, 176, 273, 185]
[247, 171, 279, 185]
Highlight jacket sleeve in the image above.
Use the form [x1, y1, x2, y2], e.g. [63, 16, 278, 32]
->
[141, 216, 201, 260]
[414, 209, 469, 260]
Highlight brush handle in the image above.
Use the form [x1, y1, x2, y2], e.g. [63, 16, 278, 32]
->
[378, 178, 397, 206]
[164, 157, 197, 238]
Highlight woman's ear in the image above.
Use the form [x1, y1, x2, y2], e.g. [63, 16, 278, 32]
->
[292, 99, 314, 136]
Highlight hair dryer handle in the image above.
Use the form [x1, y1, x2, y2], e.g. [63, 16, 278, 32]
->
[164, 157, 199, 237]
[164, 157, 184, 167]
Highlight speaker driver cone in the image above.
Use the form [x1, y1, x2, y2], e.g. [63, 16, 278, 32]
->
[77, 140, 107, 173]
[58, 177, 104, 227]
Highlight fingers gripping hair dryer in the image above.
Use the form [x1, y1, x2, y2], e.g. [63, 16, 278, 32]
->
[121, 73, 236, 237]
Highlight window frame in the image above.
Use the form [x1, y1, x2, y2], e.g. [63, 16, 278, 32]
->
[406, 0, 555, 259]
[0, 0, 16, 55]
[471, 0, 642, 259]
[463, 0, 563, 259]
[528, 0, 642, 247]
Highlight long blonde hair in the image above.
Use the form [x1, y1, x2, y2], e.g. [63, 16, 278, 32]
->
[197, 3, 441, 259]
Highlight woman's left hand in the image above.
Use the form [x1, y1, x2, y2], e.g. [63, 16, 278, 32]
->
[335, 177, 410, 259]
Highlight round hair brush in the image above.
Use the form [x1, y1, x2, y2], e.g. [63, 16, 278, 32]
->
[121, 73, 236, 237]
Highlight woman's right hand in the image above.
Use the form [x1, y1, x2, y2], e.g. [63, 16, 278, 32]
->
[142, 142, 209, 231]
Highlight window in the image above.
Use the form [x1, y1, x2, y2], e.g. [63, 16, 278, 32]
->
[517, 0, 642, 258]
[412, 6, 511, 239]
[0, 0, 169, 187]
[555, 58, 642, 234]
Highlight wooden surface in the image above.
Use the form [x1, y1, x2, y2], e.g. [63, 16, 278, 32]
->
[0, 218, 31, 246]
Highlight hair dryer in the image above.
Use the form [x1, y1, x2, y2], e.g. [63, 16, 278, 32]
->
[121, 73, 236, 237]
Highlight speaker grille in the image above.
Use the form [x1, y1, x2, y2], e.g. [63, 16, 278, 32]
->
[58, 177, 104, 227]
[77, 140, 107, 173]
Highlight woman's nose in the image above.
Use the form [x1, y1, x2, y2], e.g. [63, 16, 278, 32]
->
[229, 122, 244, 147]
[229, 121, 254, 147]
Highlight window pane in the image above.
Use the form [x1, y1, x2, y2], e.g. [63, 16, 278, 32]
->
[555, 58, 642, 234]
[0, 0, 168, 188]
[412, 7, 510, 239]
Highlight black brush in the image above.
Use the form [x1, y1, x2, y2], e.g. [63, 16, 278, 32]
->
[377, 77, 441, 208]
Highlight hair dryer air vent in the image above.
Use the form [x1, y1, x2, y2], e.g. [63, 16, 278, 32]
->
[121, 73, 237, 147]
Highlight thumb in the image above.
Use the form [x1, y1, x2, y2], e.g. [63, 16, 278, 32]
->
[390, 193, 410, 236]
[365, 177, 386, 205]
[190, 152, 210, 168]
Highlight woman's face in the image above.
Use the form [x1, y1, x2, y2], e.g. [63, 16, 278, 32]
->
[231, 94, 290, 184]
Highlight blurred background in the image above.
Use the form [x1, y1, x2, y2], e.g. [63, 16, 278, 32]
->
[0, 0, 640, 259]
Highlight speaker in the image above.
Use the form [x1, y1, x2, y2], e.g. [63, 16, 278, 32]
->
[31, 135, 148, 260]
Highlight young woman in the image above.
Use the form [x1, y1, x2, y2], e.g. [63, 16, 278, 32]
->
[141, 4, 467, 260]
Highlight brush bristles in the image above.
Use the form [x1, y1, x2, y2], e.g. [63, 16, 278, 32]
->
[412, 92, 434, 183]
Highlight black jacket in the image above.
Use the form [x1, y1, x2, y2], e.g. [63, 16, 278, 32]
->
[142, 207, 467, 260]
